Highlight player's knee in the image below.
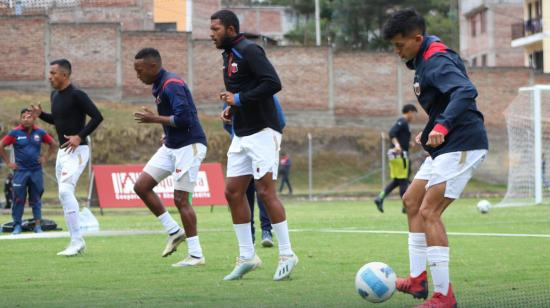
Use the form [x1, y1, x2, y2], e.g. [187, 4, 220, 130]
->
[133, 180, 148, 196]
[224, 186, 240, 202]
[419, 206, 437, 221]
[402, 191, 417, 210]
[58, 183, 75, 202]
[174, 192, 190, 208]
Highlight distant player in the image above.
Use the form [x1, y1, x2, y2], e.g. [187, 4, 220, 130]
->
[0, 109, 57, 234]
[31, 59, 103, 256]
[374, 104, 417, 213]
[211, 9, 298, 280]
[383, 9, 488, 307]
[133, 48, 208, 267]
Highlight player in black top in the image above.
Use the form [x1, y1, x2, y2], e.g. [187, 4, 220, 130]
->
[374, 104, 417, 213]
[211, 9, 298, 281]
[31, 59, 103, 256]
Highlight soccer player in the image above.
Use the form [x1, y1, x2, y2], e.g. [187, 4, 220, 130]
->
[211, 9, 298, 281]
[31, 59, 104, 256]
[374, 104, 417, 213]
[383, 9, 488, 307]
[0, 109, 57, 234]
[133, 48, 208, 267]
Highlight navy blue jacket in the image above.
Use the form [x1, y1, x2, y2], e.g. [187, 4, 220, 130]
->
[407, 36, 488, 158]
[1, 125, 54, 171]
[222, 35, 282, 137]
[152, 69, 207, 149]
[223, 95, 286, 138]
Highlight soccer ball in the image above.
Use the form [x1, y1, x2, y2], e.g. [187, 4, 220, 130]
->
[477, 199, 491, 214]
[355, 262, 396, 303]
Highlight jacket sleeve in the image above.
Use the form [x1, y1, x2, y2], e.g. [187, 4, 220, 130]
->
[426, 55, 478, 135]
[75, 90, 104, 139]
[388, 119, 402, 139]
[274, 96, 286, 129]
[235, 44, 282, 106]
[165, 83, 194, 129]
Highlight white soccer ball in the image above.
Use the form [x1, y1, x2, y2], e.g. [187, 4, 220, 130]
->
[477, 199, 491, 214]
[355, 262, 396, 303]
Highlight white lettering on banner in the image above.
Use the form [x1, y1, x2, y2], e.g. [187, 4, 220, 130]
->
[110, 171, 212, 200]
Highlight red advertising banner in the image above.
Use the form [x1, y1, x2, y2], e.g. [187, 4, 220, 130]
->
[92, 163, 226, 208]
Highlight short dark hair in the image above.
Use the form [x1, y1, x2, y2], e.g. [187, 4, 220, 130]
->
[50, 58, 72, 75]
[382, 9, 426, 40]
[211, 9, 240, 33]
[20, 108, 31, 115]
[135, 48, 162, 64]
[402, 104, 418, 114]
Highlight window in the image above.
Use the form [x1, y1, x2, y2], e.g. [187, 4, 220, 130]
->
[155, 23, 177, 31]
[471, 16, 477, 37]
[481, 54, 487, 66]
[480, 10, 487, 34]
[472, 57, 477, 67]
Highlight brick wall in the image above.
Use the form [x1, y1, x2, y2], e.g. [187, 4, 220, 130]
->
[0, 16, 47, 81]
[229, 7, 284, 37]
[192, 0, 221, 40]
[50, 23, 119, 88]
[122, 31, 189, 98]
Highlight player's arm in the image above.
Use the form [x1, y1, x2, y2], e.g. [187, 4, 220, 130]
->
[75, 90, 104, 140]
[39, 132, 57, 164]
[222, 44, 281, 106]
[388, 120, 402, 152]
[0, 135, 17, 170]
[31, 103, 54, 124]
[425, 56, 477, 146]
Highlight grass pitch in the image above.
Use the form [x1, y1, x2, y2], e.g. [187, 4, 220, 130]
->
[1, 199, 549, 307]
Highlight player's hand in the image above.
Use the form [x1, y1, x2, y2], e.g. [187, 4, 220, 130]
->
[7, 162, 17, 170]
[29, 103, 43, 118]
[134, 107, 157, 124]
[220, 91, 236, 106]
[425, 130, 445, 147]
[393, 145, 402, 155]
[160, 134, 166, 145]
[415, 132, 422, 145]
[220, 106, 232, 124]
[38, 155, 47, 164]
[61, 135, 81, 153]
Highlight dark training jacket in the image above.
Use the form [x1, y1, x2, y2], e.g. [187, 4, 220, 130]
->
[407, 35, 488, 158]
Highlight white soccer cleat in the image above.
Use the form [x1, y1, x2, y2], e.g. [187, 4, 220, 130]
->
[273, 254, 299, 281]
[162, 229, 186, 257]
[171, 255, 206, 267]
[223, 254, 262, 281]
[57, 240, 86, 257]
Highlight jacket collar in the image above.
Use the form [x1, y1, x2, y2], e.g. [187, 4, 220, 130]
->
[406, 35, 440, 70]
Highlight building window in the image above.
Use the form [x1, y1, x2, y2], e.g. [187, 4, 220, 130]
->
[155, 23, 177, 31]
[470, 17, 477, 37]
[480, 10, 487, 34]
[481, 54, 487, 66]
[471, 57, 477, 67]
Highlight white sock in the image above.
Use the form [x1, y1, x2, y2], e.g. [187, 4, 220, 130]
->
[409, 233, 427, 277]
[59, 183, 82, 242]
[427, 246, 450, 295]
[272, 220, 294, 256]
[233, 223, 255, 259]
[187, 236, 203, 258]
[157, 211, 180, 235]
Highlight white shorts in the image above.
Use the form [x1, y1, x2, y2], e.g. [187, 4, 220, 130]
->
[227, 128, 282, 180]
[143, 143, 207, 192]
[414, 149, 487, 199]
[55, 145, 90, 187]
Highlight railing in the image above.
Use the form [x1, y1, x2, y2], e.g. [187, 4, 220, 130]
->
[511, 18, 543, 40]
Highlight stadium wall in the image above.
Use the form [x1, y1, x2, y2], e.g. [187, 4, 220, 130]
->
[0, 15, 548, 132]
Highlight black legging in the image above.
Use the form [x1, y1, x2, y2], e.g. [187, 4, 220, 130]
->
[383, 178, 409, 198]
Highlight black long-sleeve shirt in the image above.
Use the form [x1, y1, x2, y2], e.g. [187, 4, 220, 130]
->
[222, 35, 282, 137]
[40, 84, 103, 145]
[388, 117, 411, 152]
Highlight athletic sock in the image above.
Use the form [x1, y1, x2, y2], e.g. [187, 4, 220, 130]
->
[233, 223, 255, 259]
[427, 246, 450, 296]
[409, 232, 427, 277]
[157, 211, 180, 235]
[378, 191, 386, 199]
[272, 220, 294, 256]
[187, 236, 203, 258]
[65, 210, 82, 243]
[59, 183, 82, 242]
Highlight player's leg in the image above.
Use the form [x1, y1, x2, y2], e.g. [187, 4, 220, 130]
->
[28, 169, 44, 233]
[11, 170, 27, 234]
[135, 146, 184, 257]
[171, 143, 207, 267]
[256, 190, 273, 248]
[374, 179, 399, 213]
[245, 179, 256, 243]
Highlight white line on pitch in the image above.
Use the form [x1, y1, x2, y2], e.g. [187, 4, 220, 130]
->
[289, 229, 550, 238]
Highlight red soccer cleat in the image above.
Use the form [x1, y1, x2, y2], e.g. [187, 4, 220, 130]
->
[396, 271, 429, 299]
[415, 284, 457, 308]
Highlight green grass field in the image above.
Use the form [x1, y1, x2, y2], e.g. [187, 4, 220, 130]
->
[1, 199, 549, 307]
